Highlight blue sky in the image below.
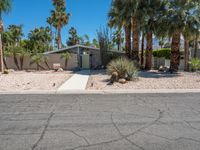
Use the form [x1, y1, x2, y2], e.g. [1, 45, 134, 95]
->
[3, 0, 111, 43]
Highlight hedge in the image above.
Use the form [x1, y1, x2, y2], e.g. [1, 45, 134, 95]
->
[153, 48, 184, 59]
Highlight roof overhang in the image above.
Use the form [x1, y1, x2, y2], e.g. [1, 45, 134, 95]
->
[44, 44, 100, 55]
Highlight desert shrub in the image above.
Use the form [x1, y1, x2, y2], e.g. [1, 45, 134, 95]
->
[3, 70, 9, 74]
[104, 51, 125, 66]
[189, 58, 200, 72]
[153, 48, 184, 59]
[107, 57, 138, 81]
[153, 48, 171, 59]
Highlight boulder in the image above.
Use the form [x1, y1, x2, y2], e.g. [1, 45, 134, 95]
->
[118, 78, 127, 84]
[159, 66, 169, 72]
[57, 68, 64, 72]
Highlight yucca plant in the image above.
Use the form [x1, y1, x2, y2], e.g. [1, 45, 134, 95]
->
[107, 57, 138, 81]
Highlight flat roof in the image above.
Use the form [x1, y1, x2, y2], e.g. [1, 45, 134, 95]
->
[44, 44, 100, 54]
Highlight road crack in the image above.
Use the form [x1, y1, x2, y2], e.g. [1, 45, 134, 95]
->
[31, 110, 54, 150]
[65, 110, 164, 150]
[111, 113, 146, 150]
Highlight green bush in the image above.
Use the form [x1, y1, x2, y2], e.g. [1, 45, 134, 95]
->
[189, 58, 200, 71]
[107, 57, 138, 81]
[153, 48, 184, 59]
[153, 48, 171, 59]
[104, 51, 125, 66]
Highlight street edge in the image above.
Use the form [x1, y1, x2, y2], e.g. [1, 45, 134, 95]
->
[0, 89, 200, 95]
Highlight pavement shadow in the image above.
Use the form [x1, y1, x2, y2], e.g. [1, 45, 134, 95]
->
[139, 71, 180, 78]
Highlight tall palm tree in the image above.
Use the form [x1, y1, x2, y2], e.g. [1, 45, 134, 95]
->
[128, 0, 144, 62]
[143, 0, 165, 70]
[159, 0, 198, 72]
[108, 0, 131, 58]
[0, 0, 12, 72]
[48, 0, 70, 49]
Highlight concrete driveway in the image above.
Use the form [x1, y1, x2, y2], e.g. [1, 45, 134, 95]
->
[0, 93, 200, 150]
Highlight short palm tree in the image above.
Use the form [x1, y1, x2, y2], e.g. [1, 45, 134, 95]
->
[0, 0, 12, 72]
[60, 52, 71, 70]
[30, 54, 45, 70]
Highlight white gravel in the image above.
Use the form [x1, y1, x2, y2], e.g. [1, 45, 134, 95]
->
[0, 71, 73, 91]
[87, 70, 200, 90]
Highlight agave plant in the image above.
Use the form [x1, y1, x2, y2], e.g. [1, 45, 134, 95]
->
[189, 58, 200, 72]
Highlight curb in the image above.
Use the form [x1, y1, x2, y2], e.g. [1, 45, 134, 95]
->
[0, 89, 200, 95]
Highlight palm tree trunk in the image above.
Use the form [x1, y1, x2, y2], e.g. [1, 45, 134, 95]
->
[194, 34, 198, 58]
[184, 38, 189, 71]
[145, 32, 153, 70]
[0, 33, 4, 72]
[57, 27, 61, 49]
[141, 32, 144, 68]
[65, 59, 68, 70]
[44, 60, 50, 70]
[19, 55, 24, 70]
[124, 24, 131, 58]
[170, 31, 181, 72]
[131, 16, 140, 62]
[13, 53, 20, 70]
[3, 57, 8, 69]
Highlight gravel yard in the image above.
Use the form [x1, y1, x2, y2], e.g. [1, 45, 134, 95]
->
[87, 70, 200, 90]
[0, 71, 73, 91]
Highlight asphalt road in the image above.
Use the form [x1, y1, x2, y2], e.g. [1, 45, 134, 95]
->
[0, 93, 200, 150]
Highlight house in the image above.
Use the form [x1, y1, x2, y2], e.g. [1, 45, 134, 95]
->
[44, 44, 101, 70]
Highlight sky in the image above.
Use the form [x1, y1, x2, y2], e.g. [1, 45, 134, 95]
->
[3, 0, 112, 43]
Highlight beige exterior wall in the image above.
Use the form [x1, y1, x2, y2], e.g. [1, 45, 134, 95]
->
[4, 54, 78, 70]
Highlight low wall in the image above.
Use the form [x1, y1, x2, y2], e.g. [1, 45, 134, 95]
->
[4, 54, 78, 70]
[153, 57, 185, 70]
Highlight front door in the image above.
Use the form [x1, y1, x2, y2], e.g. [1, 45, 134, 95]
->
[82, 54, 90, 69]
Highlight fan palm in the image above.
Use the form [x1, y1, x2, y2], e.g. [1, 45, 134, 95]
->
[143, 0, 165, 70]
[0, 0, 12, 72]
[48, 0, 70, 49]
[158, 0, 198, 72]
[60, 52, 71, 70]
[108, 0, 131, 58]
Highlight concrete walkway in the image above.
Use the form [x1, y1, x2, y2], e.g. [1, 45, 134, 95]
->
[58, 70, 90, 91]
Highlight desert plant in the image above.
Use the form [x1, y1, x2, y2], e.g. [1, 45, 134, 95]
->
[30, 54, 45, 70]
[107, 57, 138, 82]
[60, 52, 71, 70]
[189, 58, 200, 72]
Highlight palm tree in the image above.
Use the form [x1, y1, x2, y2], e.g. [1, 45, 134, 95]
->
[128, 0, 144, 62]
[30, 54, 45, 70]
[158, 0, 198, 72]
[28, 27, 52, 54]
[60, 52, 71, 70]
[48, 0, 70, 49]
[143, 0, 165, 70]
[140, 32, 145, 68]
[0, 0, 12, 72]
[108, 0, 131, 58]
[67, 27, 79, 46]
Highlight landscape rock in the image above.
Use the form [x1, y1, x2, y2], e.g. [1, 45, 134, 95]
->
[159, 66, 170, 72]
[57, 68, 64, 72]
[118, 78, 127, 84]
